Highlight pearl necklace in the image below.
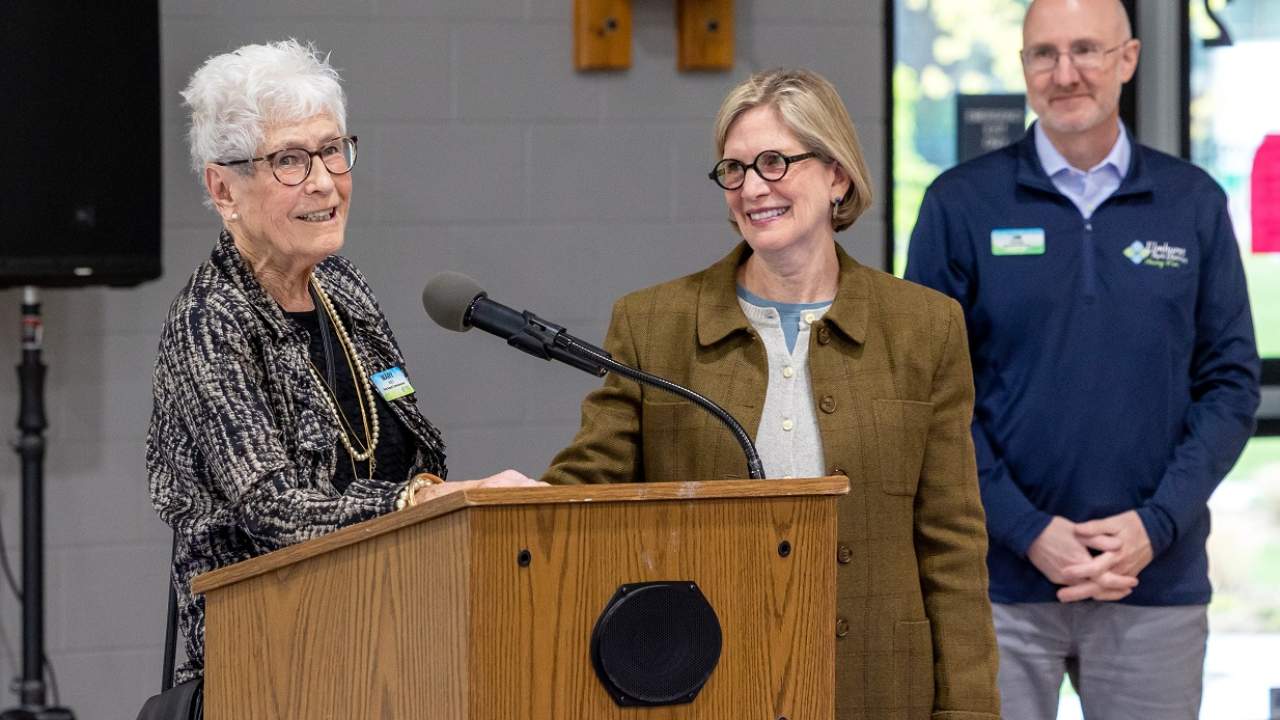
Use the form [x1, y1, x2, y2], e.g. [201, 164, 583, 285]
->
[305, 275, 380, 463]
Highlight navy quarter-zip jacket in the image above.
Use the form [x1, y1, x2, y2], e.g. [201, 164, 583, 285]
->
[906, 126, 1260, 605]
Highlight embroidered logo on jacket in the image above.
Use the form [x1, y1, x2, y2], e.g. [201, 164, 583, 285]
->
[1124, 240, 1187, 269]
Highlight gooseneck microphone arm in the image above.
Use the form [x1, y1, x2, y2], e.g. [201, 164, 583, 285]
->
[461, 295, 609, 378]
[550, 334, 766, 481]
[425, 272, 764, 480]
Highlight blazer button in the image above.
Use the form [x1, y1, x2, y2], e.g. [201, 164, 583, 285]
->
[835, 616, 850, 638]
[836, 543, 853, 565]
[816, 326, 831, 345]
[819, 395, 837, 413]
[830, 465, 847, 476]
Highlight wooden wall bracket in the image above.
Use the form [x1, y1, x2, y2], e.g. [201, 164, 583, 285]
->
[575, 0, 632, 71]
[677, 0, 734, 71]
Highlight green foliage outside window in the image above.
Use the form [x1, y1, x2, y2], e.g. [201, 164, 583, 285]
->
[892, 0, 1030, 276]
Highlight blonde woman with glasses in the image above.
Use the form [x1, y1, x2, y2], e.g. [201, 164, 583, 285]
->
[545, 67, 1000, 720]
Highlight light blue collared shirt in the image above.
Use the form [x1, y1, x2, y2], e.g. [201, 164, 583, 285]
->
[1033, 120, 1130, 219]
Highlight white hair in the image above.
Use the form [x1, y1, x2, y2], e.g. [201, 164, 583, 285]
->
[181, 39, 347, 183]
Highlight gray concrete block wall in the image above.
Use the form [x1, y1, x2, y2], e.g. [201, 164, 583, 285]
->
[0, 1, 885, 716]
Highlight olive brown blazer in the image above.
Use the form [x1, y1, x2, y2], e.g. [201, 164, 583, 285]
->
[544, 242, 999, 720]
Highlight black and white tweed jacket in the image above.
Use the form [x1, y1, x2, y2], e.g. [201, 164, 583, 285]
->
[147, 231, 446, 680]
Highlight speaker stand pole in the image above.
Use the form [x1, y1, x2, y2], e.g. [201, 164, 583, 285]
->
[2, 287, 74, 720]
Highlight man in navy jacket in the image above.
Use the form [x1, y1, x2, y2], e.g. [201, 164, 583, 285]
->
[906, 0, 1260, 718]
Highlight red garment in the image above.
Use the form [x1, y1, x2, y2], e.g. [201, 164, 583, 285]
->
[1253, 134, 1280, 253]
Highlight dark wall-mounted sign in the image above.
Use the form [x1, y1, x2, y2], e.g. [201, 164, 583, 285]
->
[956, 94, 1027, 164]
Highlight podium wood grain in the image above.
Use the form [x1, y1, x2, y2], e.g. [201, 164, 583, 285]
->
[195, 478, 846, 719]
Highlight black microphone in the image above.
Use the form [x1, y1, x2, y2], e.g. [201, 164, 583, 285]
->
[421, 272, 765, 479]
[422, 271, 610, 376]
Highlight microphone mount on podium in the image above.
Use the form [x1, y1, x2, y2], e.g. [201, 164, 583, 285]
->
[422, 272, 765, 480]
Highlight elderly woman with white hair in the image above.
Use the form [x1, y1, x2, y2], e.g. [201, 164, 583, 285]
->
[147, 39, 533, 683]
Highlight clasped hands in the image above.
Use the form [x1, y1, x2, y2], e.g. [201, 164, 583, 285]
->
[1026, 511, 1154, 603]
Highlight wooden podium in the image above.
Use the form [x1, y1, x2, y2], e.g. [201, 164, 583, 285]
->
[192, 477, 848, 719]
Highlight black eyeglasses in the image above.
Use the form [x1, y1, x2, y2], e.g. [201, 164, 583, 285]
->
[708, 150, 818, 191]
[216, 135, 358, 186]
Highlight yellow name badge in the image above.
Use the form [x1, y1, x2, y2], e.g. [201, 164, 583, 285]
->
[370, 367, 415, 401]
[991, 228, 1046, 256]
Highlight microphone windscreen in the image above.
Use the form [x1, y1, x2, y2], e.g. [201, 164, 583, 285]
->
[422, 271, 485, 332]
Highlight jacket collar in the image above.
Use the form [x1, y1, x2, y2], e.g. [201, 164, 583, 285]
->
[1015, 121, 1154, 200]
[313, 262, 379, 328]
[696, 241, 869, 347]
[210, 229, 378, 339]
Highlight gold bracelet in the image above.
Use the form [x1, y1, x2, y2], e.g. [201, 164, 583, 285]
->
[396, 473, 446, 510]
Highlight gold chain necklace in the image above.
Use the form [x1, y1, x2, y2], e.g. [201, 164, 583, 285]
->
[307, 342, 374, 480]
[304, 275, 381, 468]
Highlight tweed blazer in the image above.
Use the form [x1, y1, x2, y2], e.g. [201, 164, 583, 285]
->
[147, 231, 446, 680]
[544, 242, 999, 720]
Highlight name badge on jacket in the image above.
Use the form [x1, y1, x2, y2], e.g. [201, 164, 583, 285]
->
[991, 228, 1046, 256]
[371, 367, 415, 401]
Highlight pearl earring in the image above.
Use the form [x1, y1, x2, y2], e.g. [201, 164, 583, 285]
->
[229, 211, 239, 221]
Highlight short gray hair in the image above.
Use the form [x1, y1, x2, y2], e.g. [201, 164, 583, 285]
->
[181, 39, 347, 181]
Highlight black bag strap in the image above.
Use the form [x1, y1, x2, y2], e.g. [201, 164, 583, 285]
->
[161, 531, 179, 692]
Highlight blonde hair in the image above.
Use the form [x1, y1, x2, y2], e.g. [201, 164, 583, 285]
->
[712, 68, 872, 233]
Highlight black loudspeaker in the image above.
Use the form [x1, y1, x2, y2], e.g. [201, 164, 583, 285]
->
[590, 581, 723, 707]
[0, 3, 161, 288]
